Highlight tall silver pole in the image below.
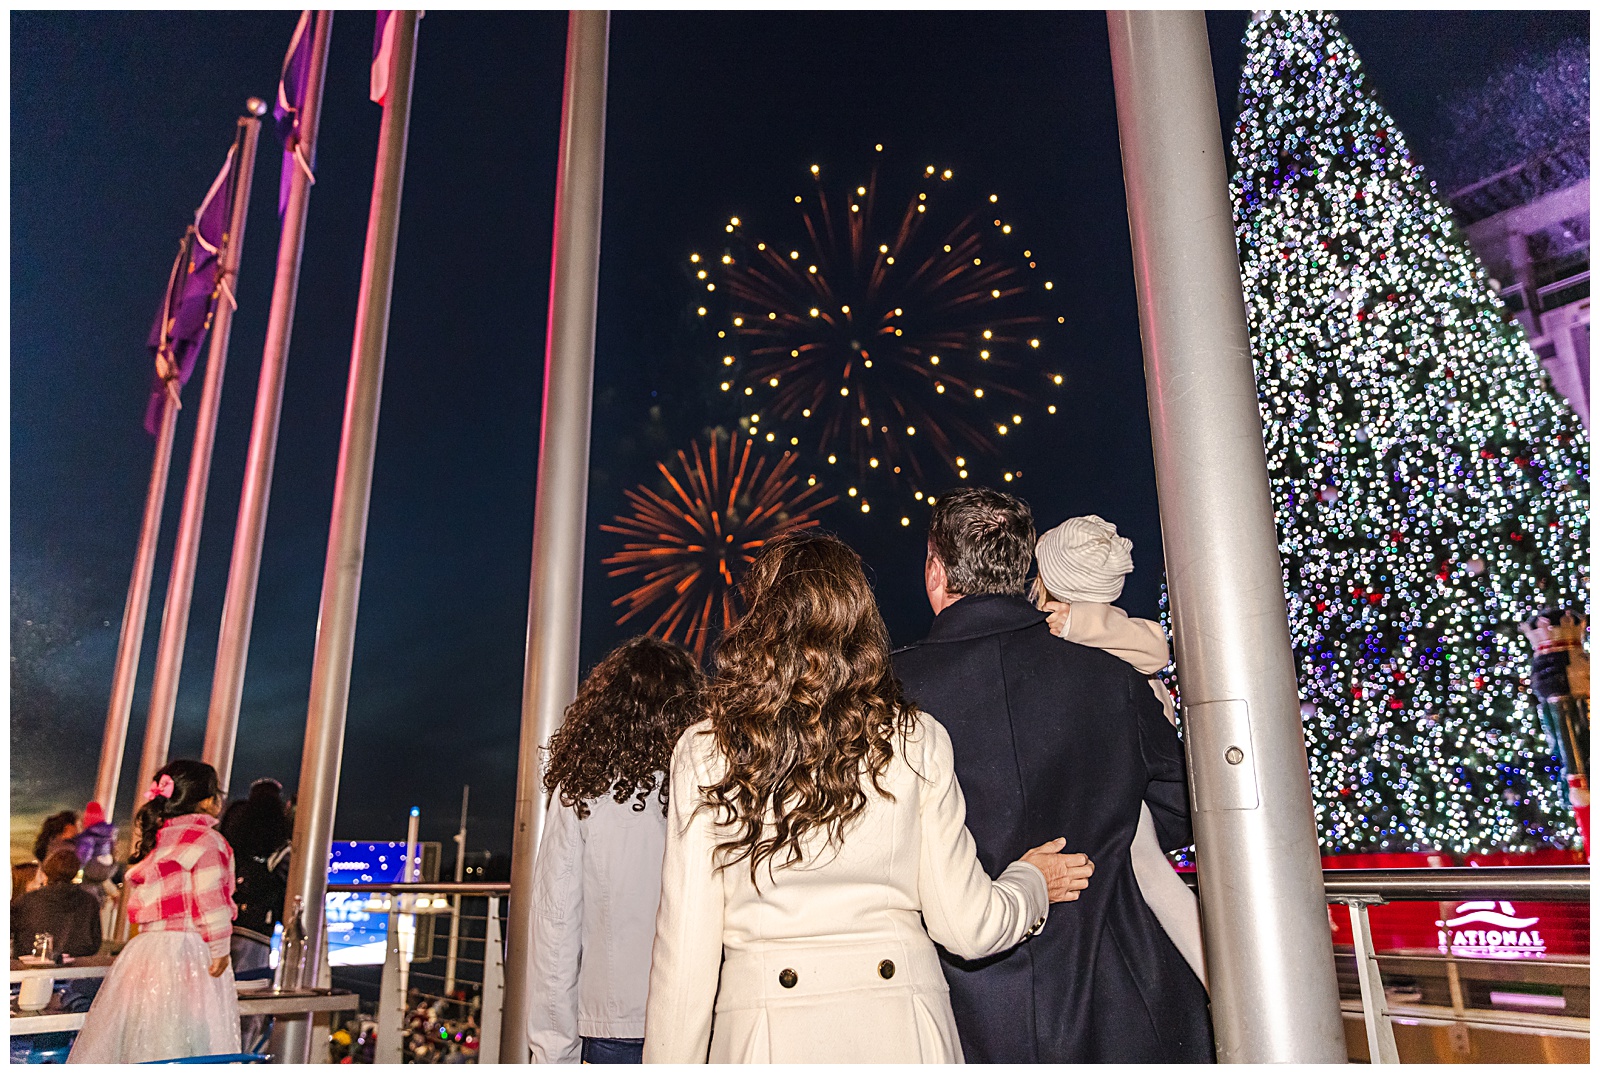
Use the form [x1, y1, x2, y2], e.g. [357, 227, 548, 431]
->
[137, 108, 264, 800]
[444, 784, 469, 999]
[204, 12, 334, 793]
[501, 11, 610, 1064]
[1106, 11, 1345, 1063]
[94, 382, 182, 816]
[271, 12, 418, 1064]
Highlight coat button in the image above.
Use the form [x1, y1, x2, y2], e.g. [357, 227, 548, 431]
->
[878, 959, 896, 980]
[778, 968, 798, 989]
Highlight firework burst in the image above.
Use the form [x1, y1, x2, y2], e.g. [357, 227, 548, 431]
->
[695, 147, 1066, 518]
[601, 431, 837, 661]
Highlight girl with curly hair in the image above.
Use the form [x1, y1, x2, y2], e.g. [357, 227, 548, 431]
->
[643, 532, 1094, 1063]
[526, 635, 706, 1064]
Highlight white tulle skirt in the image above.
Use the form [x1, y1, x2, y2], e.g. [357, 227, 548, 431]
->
[68, 929, 241, 1064]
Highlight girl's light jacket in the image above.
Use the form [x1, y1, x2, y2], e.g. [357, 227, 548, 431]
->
[643, 712, 1048, 1064]
[527, 786, 669, 1061]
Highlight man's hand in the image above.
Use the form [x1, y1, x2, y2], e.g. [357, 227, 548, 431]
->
[1043, 600, 1073, 639]
[208, 954, 230, 978]
[1019, 837, 1094, 902]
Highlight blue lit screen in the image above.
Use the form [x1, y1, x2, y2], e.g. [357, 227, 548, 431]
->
[325, 841, 415, 966]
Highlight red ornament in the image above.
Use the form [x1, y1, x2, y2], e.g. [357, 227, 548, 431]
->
[1367, 592, 1382, 604]
[1388, 699, 1403, 710]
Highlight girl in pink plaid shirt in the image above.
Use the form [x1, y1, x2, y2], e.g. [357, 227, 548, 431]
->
[69, 760, 242, 1063]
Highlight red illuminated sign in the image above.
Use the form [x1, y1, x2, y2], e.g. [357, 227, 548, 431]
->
[1322, 851, 1589, 960]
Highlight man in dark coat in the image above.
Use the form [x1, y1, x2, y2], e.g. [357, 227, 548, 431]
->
[893, 487, 1214, 1063]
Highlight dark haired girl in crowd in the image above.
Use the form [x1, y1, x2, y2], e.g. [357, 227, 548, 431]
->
[26, 811, 79, 892]
[69, 760, 240, 1063]
[219, 778, 293, 974]
[643, 532, 1093, 1063]
[220, 778, 293, 1049]
[526, 636, 707, 1064]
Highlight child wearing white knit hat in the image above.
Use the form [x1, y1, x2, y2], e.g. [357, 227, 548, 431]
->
[1031, 515, 1206, 987]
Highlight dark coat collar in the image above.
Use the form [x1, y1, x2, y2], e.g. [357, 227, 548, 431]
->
[920, 592, 1046, 644]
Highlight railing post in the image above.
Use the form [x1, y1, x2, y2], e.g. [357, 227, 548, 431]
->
[479, 896, 505, 1065]
[376, 904, 404, 1064]
[1340, 897, 1400, 1064]
[311, 927, 334, 1063]
[1442, 938, 1472, 1059]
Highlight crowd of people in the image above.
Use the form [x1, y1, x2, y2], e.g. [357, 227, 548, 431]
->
[528, 487, 1214, 1064]
[15, 484, 1211, 1064]
[10, 768, 295, 1063]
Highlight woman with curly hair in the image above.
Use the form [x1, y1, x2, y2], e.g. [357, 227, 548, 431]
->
[526, 635, 706, 1064]
[643, 532, 1094, 1063]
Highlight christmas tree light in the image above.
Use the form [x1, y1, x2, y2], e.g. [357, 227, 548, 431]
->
[1229, 11, 1590, 853]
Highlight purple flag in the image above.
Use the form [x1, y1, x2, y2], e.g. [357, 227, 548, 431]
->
[143, 146, 238, 434]
[273, 10, 314, 216]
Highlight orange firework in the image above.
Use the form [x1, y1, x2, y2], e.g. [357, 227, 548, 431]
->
[601, 431, 837, 661]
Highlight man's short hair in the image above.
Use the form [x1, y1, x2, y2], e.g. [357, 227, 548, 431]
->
[41, 846, 81, 885]
[927, 487, 1036, 597]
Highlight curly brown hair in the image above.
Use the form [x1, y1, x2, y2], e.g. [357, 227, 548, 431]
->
[702, 531, 918, 883]
[543, 636, 706, 819]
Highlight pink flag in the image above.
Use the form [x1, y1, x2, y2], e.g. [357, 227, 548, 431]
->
[371, 11, 397, 104]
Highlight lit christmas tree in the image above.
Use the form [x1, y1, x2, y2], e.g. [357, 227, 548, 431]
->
[1229, 11, 1590, 853]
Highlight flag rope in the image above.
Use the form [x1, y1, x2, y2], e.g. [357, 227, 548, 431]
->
[294, 144, 316, 185]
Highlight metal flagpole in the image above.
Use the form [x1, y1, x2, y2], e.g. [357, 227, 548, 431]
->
[136, 104, 265, 800]
[501, 11, 610, 1064]
[1105, 11, 1345, 1062]
[94, 380, 182, 816]
[271, 11, 419, 1064]
[204, 11, 334, 793]
[443, 784, 469, 1001]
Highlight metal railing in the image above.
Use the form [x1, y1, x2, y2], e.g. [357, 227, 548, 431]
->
[1318, 865, 1588, 902]
[1296, 867, 1586, 1064]
[324, 882, 510, 1064]
[331, 872, 1586, 1064]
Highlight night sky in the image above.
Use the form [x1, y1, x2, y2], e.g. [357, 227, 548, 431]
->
[10, 10, 1587, 857]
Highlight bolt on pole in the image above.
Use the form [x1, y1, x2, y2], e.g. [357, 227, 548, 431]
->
[501, 10, 610, 1064]
[1106, 10, 1345, 1063]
